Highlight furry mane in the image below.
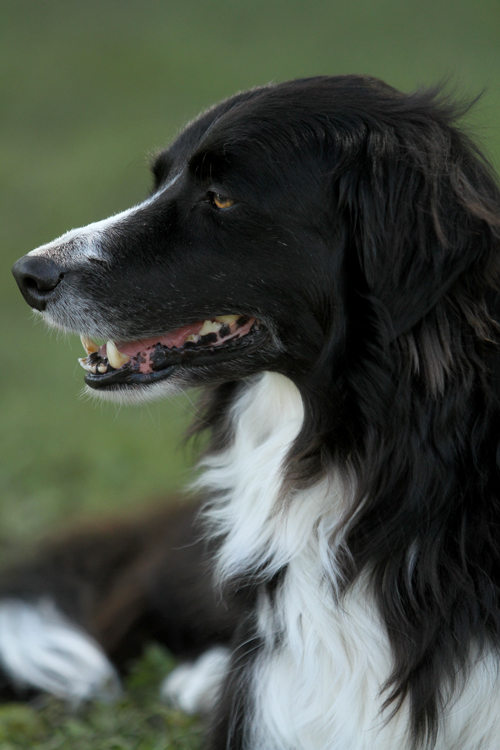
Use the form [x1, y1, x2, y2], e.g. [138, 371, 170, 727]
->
[192, 83, 500, 747]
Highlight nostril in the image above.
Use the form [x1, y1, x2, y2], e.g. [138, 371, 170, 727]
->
[24, 270, 64, 293]
[25, 275, 45, 292]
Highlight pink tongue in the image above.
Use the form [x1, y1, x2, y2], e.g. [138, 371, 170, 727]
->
[107, 322, 204, 357]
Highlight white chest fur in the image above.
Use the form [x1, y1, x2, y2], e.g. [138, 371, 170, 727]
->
[200, 373, 500, 750]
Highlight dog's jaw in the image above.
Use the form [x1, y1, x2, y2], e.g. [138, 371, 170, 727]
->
[79, 316, 259, 388]
[28, 290, 277, 403]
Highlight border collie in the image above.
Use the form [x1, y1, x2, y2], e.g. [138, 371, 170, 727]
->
[8, 75, 500, 749]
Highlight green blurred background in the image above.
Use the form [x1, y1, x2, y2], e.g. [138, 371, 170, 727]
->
[1, 0, 500, 555]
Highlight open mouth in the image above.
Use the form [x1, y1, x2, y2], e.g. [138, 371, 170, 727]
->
[79, 315, 259, 389]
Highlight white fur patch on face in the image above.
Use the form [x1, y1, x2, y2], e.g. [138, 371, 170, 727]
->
[28, 173, 180, 265]
[160, 646, 230, 714]
[0, 599, 121, 703]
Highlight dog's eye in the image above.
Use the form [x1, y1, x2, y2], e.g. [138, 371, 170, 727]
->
[210, 192, 235, 209]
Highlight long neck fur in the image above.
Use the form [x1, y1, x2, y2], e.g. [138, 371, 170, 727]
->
[194, 92, 500, 748]
[196, 306, 500, 749]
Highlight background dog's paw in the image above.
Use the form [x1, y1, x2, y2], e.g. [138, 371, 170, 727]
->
[0, 598, 121, 703]
[160, 646, 230, 714]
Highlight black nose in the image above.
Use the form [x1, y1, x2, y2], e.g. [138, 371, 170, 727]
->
[12, 255, 64, 311]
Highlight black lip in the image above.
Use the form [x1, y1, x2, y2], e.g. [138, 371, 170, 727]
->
[84, 365, 176, 389]
[84, 322, 265, 390]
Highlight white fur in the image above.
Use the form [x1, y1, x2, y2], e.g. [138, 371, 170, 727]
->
[0, 598, 120, 703]
[28, 173, 180, 264]
[200, 372, 500, 749]
[161, 646, 230, 714]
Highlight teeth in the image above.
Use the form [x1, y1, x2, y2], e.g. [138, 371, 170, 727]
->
[199, 320, 223, 336]
[80, 334, 100, 354]
[78, 358, 97, 374]
[185, 334, 200, 343]
[106, 340, 130, 369]
[214, 315, 239, 325]
[98, 364, 108, 373]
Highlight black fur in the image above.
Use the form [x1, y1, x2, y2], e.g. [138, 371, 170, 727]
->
[10, 75, 500, 748]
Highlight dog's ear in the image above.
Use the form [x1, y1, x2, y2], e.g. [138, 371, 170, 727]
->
[335, 94, 500, 339]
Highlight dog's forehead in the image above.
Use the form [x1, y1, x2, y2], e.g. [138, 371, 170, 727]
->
[188, 85, 326, 158]
[151, 75, 404, 190]
[151, 89, 270, 171]
[158, 76, 399, 172]
[153, 92, 321, 185]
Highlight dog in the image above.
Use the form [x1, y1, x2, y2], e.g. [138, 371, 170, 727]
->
[8, 75, 500, 749]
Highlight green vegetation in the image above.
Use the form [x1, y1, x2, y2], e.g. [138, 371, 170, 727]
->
[0, 0, 499, 746]
[0, 645, 202, 749]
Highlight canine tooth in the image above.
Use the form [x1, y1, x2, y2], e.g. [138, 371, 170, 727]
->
[106, 340, 130, 369]
[98, 364, 108, 373]
[214, 315, 239, 325]
[80, 334, 100, 354]
[199, 320, 223, 336]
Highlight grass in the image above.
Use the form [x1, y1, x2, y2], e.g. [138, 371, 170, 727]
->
[0, 0, 500, 746]
[0, 646, 202, 750]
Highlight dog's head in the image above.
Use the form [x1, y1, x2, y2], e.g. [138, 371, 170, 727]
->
[12, 76, 500, 408]
[11, 76, 500, 744]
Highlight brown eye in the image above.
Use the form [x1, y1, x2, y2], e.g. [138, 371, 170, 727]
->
[211, 192, 235, 209]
